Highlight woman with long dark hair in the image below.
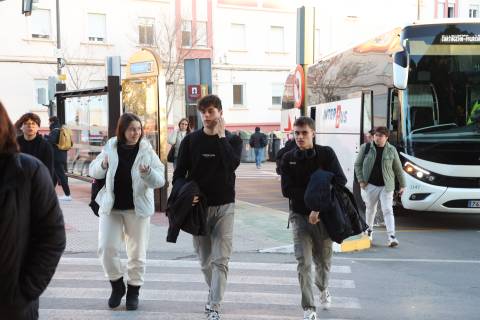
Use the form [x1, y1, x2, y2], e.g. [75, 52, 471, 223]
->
[89, 113, 165, 311]
[168, 118, 190, 168]
[0, 101, 66, 320]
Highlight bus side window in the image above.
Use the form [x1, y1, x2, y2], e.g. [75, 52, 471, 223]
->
[362, 91, 373, 143]
[310, 106, 316, 121]
[390, 89, 400, 130]
[389, 88, 401, 145]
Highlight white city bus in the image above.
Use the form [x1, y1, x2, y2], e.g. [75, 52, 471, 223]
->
[305, 21, 480, 213]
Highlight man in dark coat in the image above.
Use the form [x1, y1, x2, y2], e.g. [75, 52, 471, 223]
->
[0, 101, 66, 320]
[280, 116, 346, 320]
[46, 116, 72, 200]
[249, 126, 267, 169]
[16, 113, 54, 180]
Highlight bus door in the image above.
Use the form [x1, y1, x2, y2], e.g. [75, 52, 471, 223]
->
[122, 49, 168, 210]
[313, 92, 368, 191]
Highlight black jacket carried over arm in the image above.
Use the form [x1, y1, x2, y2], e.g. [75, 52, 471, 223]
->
[304, 169, 368, 244]
[173, 129, 242, 206]
[166, 177, 207, 243]
[280, 144, 347, 216]
[0, 153, 66, 320]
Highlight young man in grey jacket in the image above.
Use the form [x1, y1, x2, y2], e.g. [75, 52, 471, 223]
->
[354, 126, 406, 247]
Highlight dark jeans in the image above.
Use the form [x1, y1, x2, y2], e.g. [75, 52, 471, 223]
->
[53, 161, 70, 196]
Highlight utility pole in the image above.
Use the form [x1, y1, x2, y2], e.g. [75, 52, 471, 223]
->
[56, 0, 62, 77]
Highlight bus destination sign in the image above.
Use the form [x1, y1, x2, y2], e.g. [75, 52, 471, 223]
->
[440, 34, 480, 44]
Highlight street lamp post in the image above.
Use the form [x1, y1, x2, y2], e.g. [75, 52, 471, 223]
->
[56, 0, 62, 77]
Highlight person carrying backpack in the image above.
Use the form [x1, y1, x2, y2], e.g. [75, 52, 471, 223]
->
[47, 116, 72, 201]
[249, 127, 268, 169]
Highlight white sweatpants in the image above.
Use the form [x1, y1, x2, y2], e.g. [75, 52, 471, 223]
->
[98, 209, 151, 286]
[361, 184, 396, 236]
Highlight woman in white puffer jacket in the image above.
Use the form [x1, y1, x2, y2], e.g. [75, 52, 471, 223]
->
[89, 113, 165, 311]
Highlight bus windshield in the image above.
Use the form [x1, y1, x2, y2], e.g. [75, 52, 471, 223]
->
[403, 24, 480, 165]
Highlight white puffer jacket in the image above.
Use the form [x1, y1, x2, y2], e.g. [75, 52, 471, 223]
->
[89, 137, 165, 217]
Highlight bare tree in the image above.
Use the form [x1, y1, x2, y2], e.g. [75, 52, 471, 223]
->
[133, 15, 206, 117]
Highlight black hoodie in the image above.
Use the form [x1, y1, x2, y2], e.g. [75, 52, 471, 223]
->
[17, 134, 54, 181]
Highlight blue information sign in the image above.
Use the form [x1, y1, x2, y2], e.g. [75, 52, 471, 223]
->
[130, 61, 152, 74]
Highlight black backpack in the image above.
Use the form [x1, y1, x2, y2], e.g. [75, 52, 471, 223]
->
[89, 178, 105, 217]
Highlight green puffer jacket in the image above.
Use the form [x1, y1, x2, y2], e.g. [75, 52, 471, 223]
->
[354, 141, 406, 192]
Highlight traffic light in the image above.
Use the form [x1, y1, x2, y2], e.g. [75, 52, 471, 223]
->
[22, 0, 33, 16]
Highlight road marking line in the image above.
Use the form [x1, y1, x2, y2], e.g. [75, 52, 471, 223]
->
[52, 271, 355, 288]
[39, 309, 351, 320]
[334, 257, 480, 264]
[42, 288, 361, 309]
[59, 258, 352, 273]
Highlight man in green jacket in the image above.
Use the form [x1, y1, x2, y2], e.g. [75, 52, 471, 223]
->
[354, 126, 406, 247]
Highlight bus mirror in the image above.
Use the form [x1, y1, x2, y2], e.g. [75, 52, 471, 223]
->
[393, 50, 409, 90]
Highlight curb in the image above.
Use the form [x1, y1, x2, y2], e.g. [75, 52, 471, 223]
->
[332, 234, 371, 253]
[258, 234, 371, 254]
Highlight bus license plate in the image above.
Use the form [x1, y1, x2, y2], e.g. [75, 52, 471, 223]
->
[468, 200, 480, 208]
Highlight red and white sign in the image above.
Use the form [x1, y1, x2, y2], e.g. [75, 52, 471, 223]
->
[187, 85, 201, 100]
[293, 65, 305, 108]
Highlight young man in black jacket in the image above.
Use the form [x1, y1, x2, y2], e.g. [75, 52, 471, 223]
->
[280, 117, 346, 320]
[173, 94, 242, 320]
[16, 113, 54, 180]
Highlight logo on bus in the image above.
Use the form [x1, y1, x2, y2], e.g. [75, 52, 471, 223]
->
[323, 105, 348, 128]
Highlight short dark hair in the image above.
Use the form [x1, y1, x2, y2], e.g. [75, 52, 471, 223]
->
[0, 101, 19, 154]
[294, 116, 315, 131]
[197, 94, 222, 112]
[116, 113, 143, 144]
[18, 112, 41, 127]
[49, 116, 58, 123]
[374, 126, 389, 137]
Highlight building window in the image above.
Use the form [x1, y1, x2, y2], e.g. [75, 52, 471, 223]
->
[196, 21, 207, 47]
[34, 79, 48, 107]
[437, 1, 445, 18]
[271, 83, 283, 106]
[470, 5, 479, 18]
[181, 20, 192, 47]
[138, 17, 154, 46]
[230, 23, 246, 50]
[447, 3, 455, 18]
[269, 26, 284, 52]
[233, 84, 245, 105]
[88, 13, 106, 42]
[31, 9, 51, 39]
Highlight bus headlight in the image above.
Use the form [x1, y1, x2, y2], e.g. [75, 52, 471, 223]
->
[403, 161, 436, 182]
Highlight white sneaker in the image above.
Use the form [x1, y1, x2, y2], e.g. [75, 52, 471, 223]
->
[58, 195, 72, 201]
[207, 310, 220, 320]
[388, 235, 399, 247]
[320, 289, 331, 310]
[303, 309, 317, 320]
[204, 303, 212, 313]
[366, 229, 373, 241]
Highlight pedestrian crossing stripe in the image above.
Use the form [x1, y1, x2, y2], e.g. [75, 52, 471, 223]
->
[59, 258, 352, 273]
[40, 309, 351, 320]
[42, 287, 361, 309]
[53, 271, 355, 288]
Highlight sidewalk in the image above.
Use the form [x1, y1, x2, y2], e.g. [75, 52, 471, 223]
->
[58, 179, 292, 254]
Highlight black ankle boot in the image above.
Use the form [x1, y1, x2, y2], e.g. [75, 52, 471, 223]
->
[108, 277, 126, 308]
[126, 284, 140, 310]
